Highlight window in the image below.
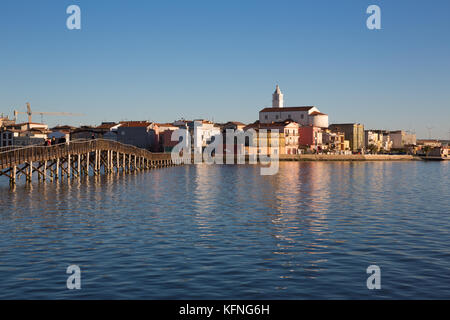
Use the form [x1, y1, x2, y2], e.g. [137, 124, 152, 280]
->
[264, 115, 268, 120]
[275, 115, 279, 120]
[301, 114, 304, 119]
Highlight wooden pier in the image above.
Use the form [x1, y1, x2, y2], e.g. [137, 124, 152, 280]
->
[0, 139, 181, 186]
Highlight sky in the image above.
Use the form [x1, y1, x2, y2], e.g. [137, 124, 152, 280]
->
[0, 0, 449, 139]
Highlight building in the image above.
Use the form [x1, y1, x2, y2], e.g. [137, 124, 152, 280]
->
[329, 123, 365, 152]
[259, 85, 329, 128]
[417, 139, 441, 148]
[188, 120, 222, 154]
[322, 129, 347, 152]
[0, 129, 19, 147]
[365, 130, 392, 153]
[49, 125, 77, 142]
[97, 122, 122, 141]
[0, 122, 49, 147]
[428, 146, 449, 158]
[0, 115, 15, 128]
[71, 122, 121, 140]
[155, 123, 180, 152]
[389, 130, 416, 149]
[298, 126, 323, 152]
[221, 121, 247, 155]
[117, 121, 155, 150]
[244, 120, 300, 155]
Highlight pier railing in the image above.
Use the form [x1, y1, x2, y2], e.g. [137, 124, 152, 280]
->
[0, 139, 171, 170]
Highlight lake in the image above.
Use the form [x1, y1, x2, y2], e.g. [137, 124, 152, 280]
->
[0, 161, 449, 299]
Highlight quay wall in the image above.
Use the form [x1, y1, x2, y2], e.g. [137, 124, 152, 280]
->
[279, 154, 418, 161]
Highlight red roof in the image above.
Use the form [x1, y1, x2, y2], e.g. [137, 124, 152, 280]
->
[244, 121, 299, 130]
[259, 106, 315, 112]
[309, 111, 327, 116]
[119, 121, 151, 128]
[96, 123, 119, 129]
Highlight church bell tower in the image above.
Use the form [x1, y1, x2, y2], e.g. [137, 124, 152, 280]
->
[272, 85, 284, 108]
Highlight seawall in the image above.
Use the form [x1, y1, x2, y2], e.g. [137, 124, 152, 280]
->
[279, 154, 418, 161]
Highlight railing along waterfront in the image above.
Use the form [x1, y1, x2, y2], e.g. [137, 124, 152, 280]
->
[0, 139, 180, 186]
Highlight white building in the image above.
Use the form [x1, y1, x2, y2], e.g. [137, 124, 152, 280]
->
[192, 120, 221, 153]
[365, 130, 392, 152]
[389, 130, 416, 149]
[259, 86, 329, 128]
[0, 122, 49, 147]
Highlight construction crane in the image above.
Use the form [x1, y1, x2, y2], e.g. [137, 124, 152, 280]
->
[13, 102, 84, 125]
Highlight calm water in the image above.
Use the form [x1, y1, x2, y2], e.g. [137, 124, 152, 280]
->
[0, 161, 449, 299]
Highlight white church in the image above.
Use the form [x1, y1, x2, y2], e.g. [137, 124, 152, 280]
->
[259, 85, 329, 128]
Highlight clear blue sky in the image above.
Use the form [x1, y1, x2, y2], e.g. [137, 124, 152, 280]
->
[1, 0, 449, 139]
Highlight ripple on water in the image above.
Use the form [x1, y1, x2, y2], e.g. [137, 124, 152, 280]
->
[0, 161, 449, 299]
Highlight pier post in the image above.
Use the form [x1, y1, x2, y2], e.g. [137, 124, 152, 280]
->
[86, 152, 90, 176]
[94, 151, 98, 175]
[57, 158, 60, 180]
[77, 154, 81, 177]
[67, 154, 71, 179]
[26, 162, 32, 183]
[10, 166, 17, 186]
[116, 151, 120, 173]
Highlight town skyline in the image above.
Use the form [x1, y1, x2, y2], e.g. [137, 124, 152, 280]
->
[1, 0, 450, 139]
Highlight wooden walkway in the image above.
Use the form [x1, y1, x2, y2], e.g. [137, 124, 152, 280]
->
[0, 139, 181, 186]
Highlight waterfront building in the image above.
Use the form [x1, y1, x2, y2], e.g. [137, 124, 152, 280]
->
[259, 85, 329, 128]
[221, 121, 247, 155]
[48, 125, 77, 142]
[155, 123, 180, 152]
[389, 130, 416, 150]
[365, 130, 392, 153]
[322, 129, 347, 152]
[329, 123, 365, 152]
[417, 139, 441, 148]
[190, 120, 222, 154]
[244, 120, 300, 155]
[97, 122, 122, 141]
[0, 122, 49, 147]
[160, 129, 179, 152]
[71, 122, 121, 140]
[428, 146, 449, 158]
[298, 126, 323, 152]
[117, 121, 155, 150]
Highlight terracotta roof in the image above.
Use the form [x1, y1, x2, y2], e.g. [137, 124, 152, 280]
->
[226, 121, 246, 126]
[96, 123, 119, 129]
[259, 106, 315, 112]
[244, 121, 299, 130]
[119, 121, 151, 128]
[156, 123, 177, 127]
[51, 125, 77, 131]
[309, 111, 327, 116]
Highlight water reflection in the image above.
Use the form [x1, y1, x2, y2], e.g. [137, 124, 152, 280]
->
[0, 162, 449, 299]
